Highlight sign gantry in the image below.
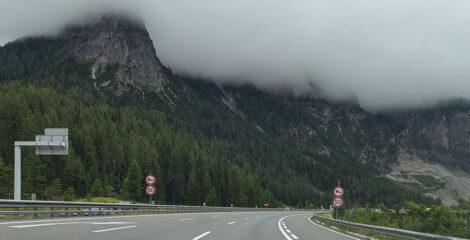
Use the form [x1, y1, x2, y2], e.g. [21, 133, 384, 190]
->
[14, 128, 68, 200]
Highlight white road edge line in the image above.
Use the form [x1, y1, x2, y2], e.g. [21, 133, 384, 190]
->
[290, 233, 299, 239]
[180, 218, 195, 221]
[92, 225, 136, 233]
[228, 221, 237, 225]
[278, 215, 295, 240]
[192, 231, 211, 240]
[307, 217, 360, 240]
[10, 222, 71, 228]
[9, 221, 133, 228]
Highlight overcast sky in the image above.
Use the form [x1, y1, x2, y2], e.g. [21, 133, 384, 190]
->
[1, 0, 470, 111]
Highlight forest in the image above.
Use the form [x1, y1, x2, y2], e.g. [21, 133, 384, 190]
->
[0, 37, 440, 208]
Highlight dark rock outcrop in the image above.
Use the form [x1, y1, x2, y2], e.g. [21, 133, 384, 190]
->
[60, 15, 169, 93]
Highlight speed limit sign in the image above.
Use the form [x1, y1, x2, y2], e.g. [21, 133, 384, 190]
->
[333, 186, 344, 197]
[145, 174, 156, 185]
[332, 197, 344, 207]
[145, 185, 156, 196]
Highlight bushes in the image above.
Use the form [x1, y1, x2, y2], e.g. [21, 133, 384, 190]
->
[342, 202, 469, 238]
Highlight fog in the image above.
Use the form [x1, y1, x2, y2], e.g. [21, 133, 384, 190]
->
[2, 0, 470, 111]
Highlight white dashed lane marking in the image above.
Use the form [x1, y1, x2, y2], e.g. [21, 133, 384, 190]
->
[92, 225, 136, 233]
[192, 231, 211, 240]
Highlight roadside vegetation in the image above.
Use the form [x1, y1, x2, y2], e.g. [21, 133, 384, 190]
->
[332, 200, 470, 239]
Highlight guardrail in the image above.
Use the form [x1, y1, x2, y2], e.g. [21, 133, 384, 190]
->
[312, 214, 466, 240]
[0, 199, 290, 218]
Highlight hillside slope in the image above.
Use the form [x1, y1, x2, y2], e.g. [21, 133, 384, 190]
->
[0, 14, 449, 206]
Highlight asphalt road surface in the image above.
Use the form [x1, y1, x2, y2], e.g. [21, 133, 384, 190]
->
[0, 211, 361, 240]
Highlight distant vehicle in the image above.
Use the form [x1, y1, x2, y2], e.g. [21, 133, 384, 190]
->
[118, 201, 132, 211]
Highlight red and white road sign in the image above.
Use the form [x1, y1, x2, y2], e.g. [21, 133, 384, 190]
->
[333, 186, 344, 197]
[145, 174, 156, 185]
[263, 203, 269, 207]
[145, 185, 156, 196]
[332, 197, 344, 207]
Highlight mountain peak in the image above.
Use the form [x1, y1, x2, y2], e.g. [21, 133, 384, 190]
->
[60, 14, 169, 93]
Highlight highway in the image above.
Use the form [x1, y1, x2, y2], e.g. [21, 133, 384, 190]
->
[0, 211, 360, 240]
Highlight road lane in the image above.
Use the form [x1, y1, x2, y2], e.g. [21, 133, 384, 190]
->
[0, 211, 358, 240]
[282, 214, 360, 240]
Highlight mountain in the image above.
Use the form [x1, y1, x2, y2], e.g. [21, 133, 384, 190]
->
[0, 14, 465, 207]
[60, 15, 170, 93]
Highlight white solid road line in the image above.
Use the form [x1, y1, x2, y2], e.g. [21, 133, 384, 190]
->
[291, 234, 299, 239]
[92, 225, 137, 233]
[10, 222, 71, 228]
[228, 221, 237, 225]
[91, 222, 134, 225]
[192, 231, 211, 240]
[307, 217, 360, 240]
[9, 221, 133, 228]
[179, 218, 195, 221]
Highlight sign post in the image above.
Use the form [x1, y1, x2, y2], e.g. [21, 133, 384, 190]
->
[332, 180, 344, 219]
[145, 174, 156, 204]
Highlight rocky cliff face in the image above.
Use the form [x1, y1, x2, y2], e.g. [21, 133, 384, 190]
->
[219, 85, 470, 205]
[60, 15, 169, 93]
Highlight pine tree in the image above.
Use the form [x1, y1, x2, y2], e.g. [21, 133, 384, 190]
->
[89, 179, 103, 198]
[124, 160, 143, 203]
[206, 187, 217, 206]
[44, 178, 62, 200]
[61, 187, 76, 201]
[0, 157, 12, 199]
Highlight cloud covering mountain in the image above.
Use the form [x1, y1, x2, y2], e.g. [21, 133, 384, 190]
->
[2, 0, 470, 111]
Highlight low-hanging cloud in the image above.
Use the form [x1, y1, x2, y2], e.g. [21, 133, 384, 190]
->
[2, 0, 470, 111]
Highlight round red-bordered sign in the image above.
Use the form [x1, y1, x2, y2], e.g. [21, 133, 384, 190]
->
[332, 197, 344, 207]
[145, 174, 156, 185]
[333, 186, 344, 197]
[145, 185, 156, 196]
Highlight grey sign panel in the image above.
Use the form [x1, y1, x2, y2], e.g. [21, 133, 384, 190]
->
[35, 135, 68, 155]
[44, 128, 68, 136]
